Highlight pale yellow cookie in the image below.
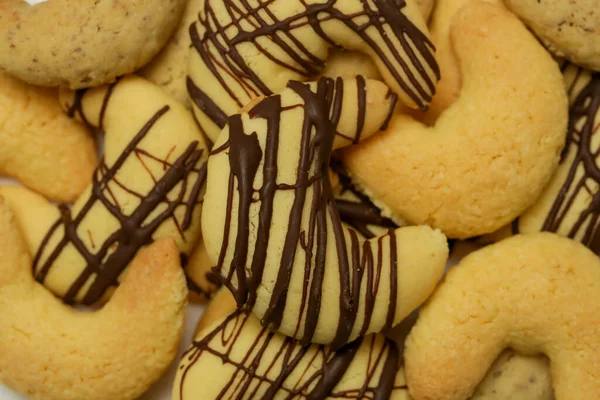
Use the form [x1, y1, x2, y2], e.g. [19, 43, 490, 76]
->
[343, 2, 567, 239]
[0, 197, 187, 400]
[191, 288, 553, 400]
[202, 77, 448, 348]
[0, 72, 96, 202]
[141, 0, 202, 106]
[405, 233, 600, 400]
[493, 64, 600, 254]
[174, 310, 408, 400]
[471, 351, 553, 400]
[505, 0, 600, 71]
[423, 0, 502, 122]
[0, 0, 186, 88]
[0, 76, 208, 305]
[188, 0, 439, 140]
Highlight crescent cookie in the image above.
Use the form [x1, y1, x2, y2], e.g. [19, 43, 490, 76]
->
[178, 288, 553, 400]
[140, 0, 202, 106]
[500, 65, 600, 254]
[175, 310, 407, 400]
[504, 0, 600, 71]
[187, 0, 440, 140]
[343, 1, 568, 239]
[0, 71, 97, 202]
[202, 76, 448, 348]
[0, 198, 187, 400]
[0, 0, 186, 88]
[0, 76, 208, 305]
[404, 233, 600, 400]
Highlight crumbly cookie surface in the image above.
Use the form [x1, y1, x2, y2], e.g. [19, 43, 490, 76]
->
[0, 0, 186, 88]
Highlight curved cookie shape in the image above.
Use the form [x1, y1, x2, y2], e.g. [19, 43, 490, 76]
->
[405, 233, 600, 400]
[202, 77, 448, 348]
[175, 310, 406, 400]
[343, 2, 567, 239]
[504, 0, 600, 71]
[0, 198, 187, 400]
[141, 0, 202, 106]
[0, 72, 97, 202]
[188, 0, 440, 140]
[185, 288, 554, 400]
[0, 0, 186, 88]
[508, 65, 600, 254]
[0, 76, 208, 305]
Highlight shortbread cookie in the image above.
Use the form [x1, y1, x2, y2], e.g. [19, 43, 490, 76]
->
[141, 0, 202, 105]
[0, 198, 187, 400]
[405, 233, 600, 400]
[424, 0, 502, 122]
[188, 0, 440, 140]
[504, 0, 600, 71]
[504, 65, 600, 254]
[0, 0, 186, 88]
[175, 310, 408, 400]
[0, 76, 208, 305]
[191, 288, 554, 400]
[202, 76, 448, 348]
[343, 2, 567, 239]
[0, 72, 96, 202]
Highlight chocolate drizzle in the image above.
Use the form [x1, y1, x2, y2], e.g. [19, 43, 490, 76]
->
[177, 310, 402, 399]
[189, 0, 438, 134]
[210, 77, 400, 348]
[513, 67, 600, 254]
[34, 86, 207, 304]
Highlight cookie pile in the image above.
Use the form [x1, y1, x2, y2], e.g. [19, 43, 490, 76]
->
[0, 0, 598, 399]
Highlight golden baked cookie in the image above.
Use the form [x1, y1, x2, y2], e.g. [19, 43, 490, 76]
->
[0, 0, 186, 88]
[0, 71, 96, 202]
[0, 197, 187, 400]
[405, 233, 600, 400]
[504, 0, 600, 71]
[202, 77, 448, 348]
[493, 64, 600, 254]
[423, 0, 502, 122]
[174, 310, 408, 400]
[141, 0, 202, 106]
[0, 76, 208, 305]
[343, 1, 567, 239]
[189, 287, 553, 400]
[188, 0, 440, 140]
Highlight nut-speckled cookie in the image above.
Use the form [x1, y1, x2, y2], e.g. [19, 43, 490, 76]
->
[505, 0, 600, 71]
[188, 0, 439, 140]
[343, 2, 567, 239]
[0, 0, 186, 88]
[0, 197, 187, 400]
[202, 76, 448, 347]
[0, 76, 208, 305]
[0, 71, 97, 202]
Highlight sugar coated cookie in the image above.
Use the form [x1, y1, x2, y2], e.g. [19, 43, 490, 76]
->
[505, 0, 600, 71]
[175, 310, 407, 400]
[188, 0, 440, 140]
[0, 197, 187, 400]
[405, 233, 600, 400]
[0, 0, 186, 88]
[0, 76, 208, 305]
[0, 71, 96, 202]
[202, 76, 448, 348]
[343, 1, 567, 239]
[506, 64, 600, 254]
